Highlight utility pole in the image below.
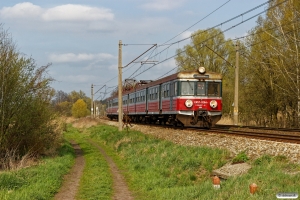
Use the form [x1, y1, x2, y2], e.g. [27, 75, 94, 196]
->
[118, 40, 123, 131]
[297, 67, 300, 127]
[233, 42, 239, 125]
[91, 84, 94, 118]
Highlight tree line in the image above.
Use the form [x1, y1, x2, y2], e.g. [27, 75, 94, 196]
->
[51, 89, 106, 118]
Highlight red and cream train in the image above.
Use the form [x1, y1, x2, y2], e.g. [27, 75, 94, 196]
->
[106, 67, 222, 128]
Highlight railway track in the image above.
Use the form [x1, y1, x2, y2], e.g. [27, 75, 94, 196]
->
[208, 125, 300, 144]
[102, 117, 300, 144]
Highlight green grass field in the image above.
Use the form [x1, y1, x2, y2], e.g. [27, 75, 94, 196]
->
[88, 124, 300, 200]
[0, 123, 299, 200]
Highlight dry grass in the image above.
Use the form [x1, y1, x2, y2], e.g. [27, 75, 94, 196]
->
[71, 117, 101, 129]
[0, 149, 38, 171]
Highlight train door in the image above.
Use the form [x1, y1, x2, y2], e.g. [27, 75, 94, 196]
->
[134, 89, 137, 114]
[159, 84, 163, 112]
[158, 85, 162, 113]
[122, 95, 128, 113]
[146, 88, 148, 113]
[170, 82, 174, 110]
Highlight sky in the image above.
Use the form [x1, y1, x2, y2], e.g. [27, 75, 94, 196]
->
[0, 0, 267, 100]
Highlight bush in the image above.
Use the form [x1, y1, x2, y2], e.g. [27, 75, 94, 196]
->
[72, 99, 89, 118]
[0, 25, 61, 169]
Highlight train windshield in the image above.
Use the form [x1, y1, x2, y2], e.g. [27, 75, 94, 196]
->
[196, 82, 205, 96]
[207, 82, 221, 97]
[181, 81, 194, 95]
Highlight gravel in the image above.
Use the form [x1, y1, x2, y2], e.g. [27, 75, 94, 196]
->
[101, 120, 300, 164]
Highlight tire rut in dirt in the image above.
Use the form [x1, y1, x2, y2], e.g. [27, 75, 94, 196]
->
[54, 140, 85, 200]
[89, 140, 134, 200]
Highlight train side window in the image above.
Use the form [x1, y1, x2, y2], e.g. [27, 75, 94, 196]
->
[197, 82, 206, 96]
[207, 82, 221, 97]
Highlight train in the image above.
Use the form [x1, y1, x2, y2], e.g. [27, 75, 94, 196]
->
[106, 67, 222, 128]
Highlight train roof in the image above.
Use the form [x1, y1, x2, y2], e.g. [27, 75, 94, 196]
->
[106, 69, 222, 100]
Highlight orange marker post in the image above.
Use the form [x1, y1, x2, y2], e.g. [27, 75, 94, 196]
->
[249, 183, 257, 194]
[212, 175, 220, 189]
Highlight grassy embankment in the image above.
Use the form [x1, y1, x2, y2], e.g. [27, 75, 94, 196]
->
[0, 142, 74, 199]
[88, 124, 300, 200]
[0, 123, 299, 200]
[0, 125, 113, 200]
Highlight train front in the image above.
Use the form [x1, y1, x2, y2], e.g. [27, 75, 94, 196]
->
[175, 67, 222, 128]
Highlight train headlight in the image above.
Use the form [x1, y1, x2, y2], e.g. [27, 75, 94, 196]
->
[198, 66, 206, 74]
[185, 99, 193, 108]
[210, 100, 218, 108]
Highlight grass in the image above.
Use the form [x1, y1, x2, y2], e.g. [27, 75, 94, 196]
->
[63, 124, 113, 200]
[0, 142, 75, 200]
[88, 124, 300, 200]
[0, 122, 299, 200]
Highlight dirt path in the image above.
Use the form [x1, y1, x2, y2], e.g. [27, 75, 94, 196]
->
[89, 140, 134, 200]
[54, 139, 133, 200]
[54, 141, 85, 200]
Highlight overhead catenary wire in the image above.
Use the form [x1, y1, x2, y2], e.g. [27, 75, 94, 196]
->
[161, 0, 232, 46]
[131, 0, 289, 79]
[146, 0, 276, 63]
[99, 0, 289, 97]
[98, 0, 271, 87]
[100, 0, 235, 86]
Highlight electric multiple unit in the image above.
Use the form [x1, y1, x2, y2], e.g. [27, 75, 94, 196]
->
[106, 67, 222, 128]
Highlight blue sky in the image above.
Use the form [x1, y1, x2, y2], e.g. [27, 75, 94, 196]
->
[0, 0, 266, 99]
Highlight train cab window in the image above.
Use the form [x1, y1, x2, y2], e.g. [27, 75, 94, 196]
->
[207, 82, 221, 97]
[196, 82, 206, 96]
[181, 81, 194, 95]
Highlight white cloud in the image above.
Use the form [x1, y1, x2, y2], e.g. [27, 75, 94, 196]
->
[141, 0, 186, 11]
[42, 4, 114, 21]
[0, 2, 43, 19]
[0, 3, 114, 22]
[49, 53, 115, 63]
[180, 31, 193, 39]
